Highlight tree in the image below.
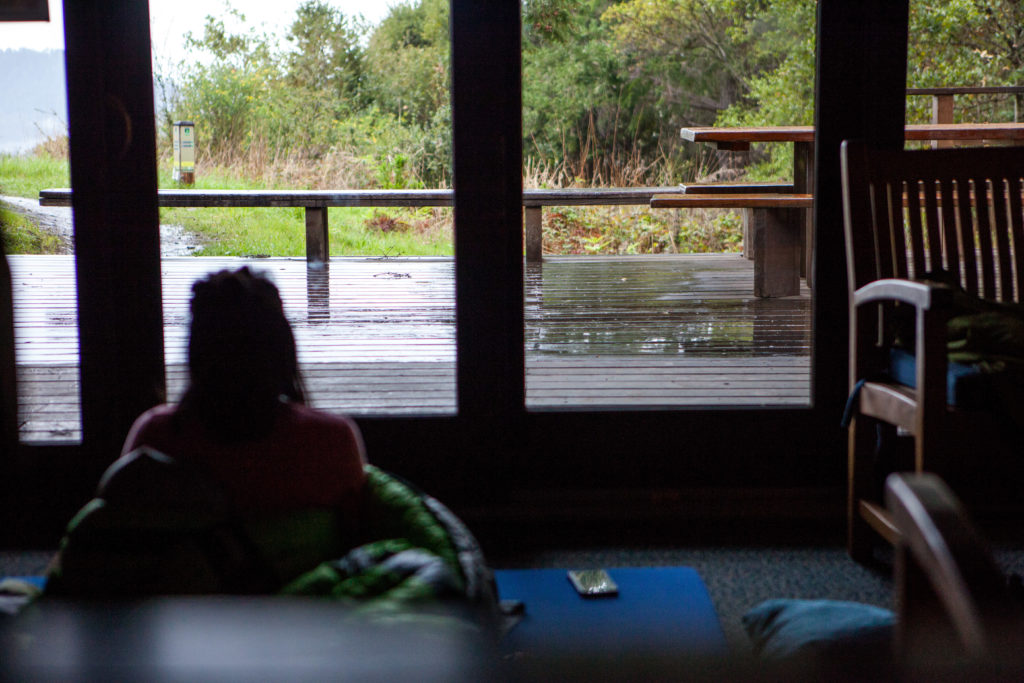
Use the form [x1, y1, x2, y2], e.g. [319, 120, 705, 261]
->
[173, 7, 281, 161]
[602, 0, 765, 120]
[363, 0, 449, 127]
[285, 1, 365, 103]
[907, 1, 1024, 122]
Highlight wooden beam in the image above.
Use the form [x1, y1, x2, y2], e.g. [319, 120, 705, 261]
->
[752, 208, 802, 298]
[932, 95, 955, 148]
[451, 0, 525, 422]
[63, 1, 165, 453]
[305, 207, 329, 263]
[812, 0, 909, 419]
[524, 206, 542, 262]
[932, 94, 955, 125]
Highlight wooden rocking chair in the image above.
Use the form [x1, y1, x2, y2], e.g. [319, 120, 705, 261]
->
[841, 140, 1024, 562]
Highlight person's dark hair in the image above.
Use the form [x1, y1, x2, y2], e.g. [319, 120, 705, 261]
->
[178, 267, 305, 441]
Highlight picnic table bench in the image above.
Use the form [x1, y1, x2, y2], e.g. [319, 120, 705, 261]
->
[680, 122, 1024, 288]
[39, 187, 681, 264]
[651, 192, 812, 298]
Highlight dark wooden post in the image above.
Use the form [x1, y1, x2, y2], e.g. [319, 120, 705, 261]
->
[524, 206, 543, 262]
[932, 94, 955, 125]
[812, 0, 908, 418]
[63, 1, 166, 454]
[451, 0, 525, 423]
[932, 94, 955, 149]
[753, 208, 802, 298]
[305, 207, 329, 263]
[795, 141, 814, 281]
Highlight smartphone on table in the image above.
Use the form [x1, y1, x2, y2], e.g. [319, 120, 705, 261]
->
[567, 569, 618, 597]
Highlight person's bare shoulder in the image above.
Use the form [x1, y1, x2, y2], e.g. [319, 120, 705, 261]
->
[122, 403, 178, 454]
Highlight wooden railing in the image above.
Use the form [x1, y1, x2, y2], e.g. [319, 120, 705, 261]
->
[40, 187, 683, 263]
[906, 86, 1024, 147]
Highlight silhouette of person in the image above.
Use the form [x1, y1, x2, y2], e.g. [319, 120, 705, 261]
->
[122, 267, 366, 519]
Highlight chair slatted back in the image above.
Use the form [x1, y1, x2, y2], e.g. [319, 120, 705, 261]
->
[842, 142, 1024, 304]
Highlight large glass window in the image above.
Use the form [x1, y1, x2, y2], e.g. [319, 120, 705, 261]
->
[151, 2, 456, 417]
[520, 1, 813, 410]
[0, 1, 76, 441]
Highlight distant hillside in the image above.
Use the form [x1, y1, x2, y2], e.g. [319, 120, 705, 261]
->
[0, 49, 66, 154]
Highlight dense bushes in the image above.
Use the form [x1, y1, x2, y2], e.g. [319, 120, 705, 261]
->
[146, 0, 1024, 254]
[162, 1, 1024, 192]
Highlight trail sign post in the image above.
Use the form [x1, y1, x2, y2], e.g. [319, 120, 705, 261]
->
[172, 121, 195, 185]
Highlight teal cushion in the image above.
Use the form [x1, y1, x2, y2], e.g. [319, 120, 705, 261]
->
[888, 348, 986, 408]
[742, 599, 894, 659]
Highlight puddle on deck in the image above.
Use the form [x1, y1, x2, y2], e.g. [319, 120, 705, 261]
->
[13, 255, 812, 440]
[524, 258, 810, 357]
[13, 255, 809, 364]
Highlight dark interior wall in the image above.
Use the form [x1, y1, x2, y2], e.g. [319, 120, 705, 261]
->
[3, 1, 913, 547]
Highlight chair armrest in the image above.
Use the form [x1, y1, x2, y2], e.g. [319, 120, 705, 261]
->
[850, 279, 954, 425]
[853, 279, 954, 311]
[885, 473, 1008, 662]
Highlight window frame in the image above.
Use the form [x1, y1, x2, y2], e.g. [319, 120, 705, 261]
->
[4, 0, 912, 545]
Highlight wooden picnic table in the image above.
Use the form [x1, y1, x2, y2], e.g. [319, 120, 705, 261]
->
[679, 122, 1024, 285]
[679, 122, 1024, 148]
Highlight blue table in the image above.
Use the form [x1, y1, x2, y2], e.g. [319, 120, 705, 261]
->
[493, 567, 727, 658]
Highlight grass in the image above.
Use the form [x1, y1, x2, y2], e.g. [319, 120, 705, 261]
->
[155, 165, 452, 257]
[0, 154, 454, 257]
[0, 206, 66, 254]
[162, 204, 452, 257]
[0, 154, 69, 198]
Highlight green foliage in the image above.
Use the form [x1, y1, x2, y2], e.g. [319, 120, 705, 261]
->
[146, 0, 1022, 258]
[615, 0, 1024, 178]
[286, 1, 364, 102]
[905, 0, 1024, 123]
[0, 206, 65, 254]
[159, 0, 450, 188]
[543, 206, 742, 255]
[363, 0, 449, 131]
[603, 0, 761, 117]
[523, 0, 576, 45]
[713, 0, 817, 127]
[522, 1, 695, 186]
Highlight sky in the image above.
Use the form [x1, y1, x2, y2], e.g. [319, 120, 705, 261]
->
[0, 0, 392, 61]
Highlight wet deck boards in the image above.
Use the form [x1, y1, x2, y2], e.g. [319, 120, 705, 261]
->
[10, 254, 811, 441]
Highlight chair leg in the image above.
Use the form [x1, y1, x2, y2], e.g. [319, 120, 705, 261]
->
[848, 415, 877, 563]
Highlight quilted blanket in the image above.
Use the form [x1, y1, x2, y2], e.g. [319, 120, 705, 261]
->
[39, 449, 497, 630]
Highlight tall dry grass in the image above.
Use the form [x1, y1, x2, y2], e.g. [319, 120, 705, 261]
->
[30, 133, 69, 160]
[158, 133, 378, 190]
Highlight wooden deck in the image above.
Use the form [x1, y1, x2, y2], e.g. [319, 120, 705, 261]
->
[11, 254, 811, 441]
